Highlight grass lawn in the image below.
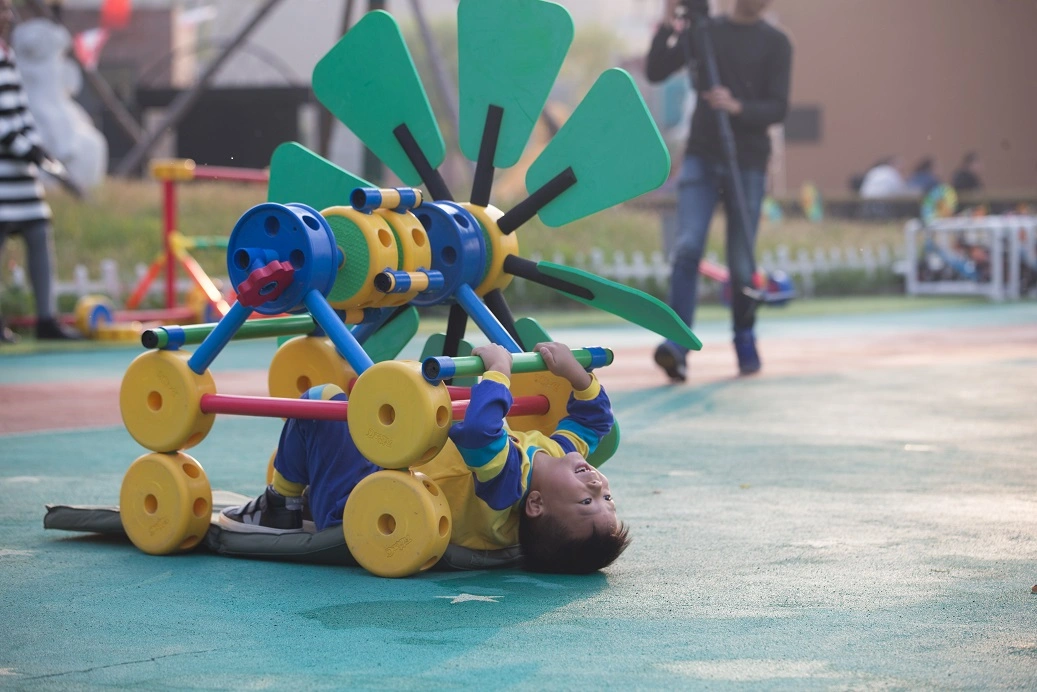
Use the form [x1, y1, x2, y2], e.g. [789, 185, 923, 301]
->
[2, 179, 904, 291]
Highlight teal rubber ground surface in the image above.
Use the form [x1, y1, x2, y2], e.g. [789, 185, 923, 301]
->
[1, 300, 1036, 689]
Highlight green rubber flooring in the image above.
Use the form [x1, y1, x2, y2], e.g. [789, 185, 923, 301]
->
[1, 300, 1036, 689]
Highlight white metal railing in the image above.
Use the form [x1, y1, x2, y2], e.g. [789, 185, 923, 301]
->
[904, 216, 1037, 301]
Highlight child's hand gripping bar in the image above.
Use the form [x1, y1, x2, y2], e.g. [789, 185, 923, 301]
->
[422, 347, 614, 384]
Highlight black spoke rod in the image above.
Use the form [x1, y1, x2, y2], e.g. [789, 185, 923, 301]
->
[497, 166, 576, 234]
[470, 104, 503, 208]
[442, 302, 468, 360]
[393, 123, 453, 201]
[482, 288, 523, 349]
[502, 255, 594, 301]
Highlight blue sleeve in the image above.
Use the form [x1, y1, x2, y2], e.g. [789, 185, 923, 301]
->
[550, 378, 615, 457]
[448, 376, 529, 511]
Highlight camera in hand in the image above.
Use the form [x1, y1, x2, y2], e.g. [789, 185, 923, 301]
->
[678, 0, 711, 19]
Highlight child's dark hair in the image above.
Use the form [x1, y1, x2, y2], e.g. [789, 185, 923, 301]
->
[518, 511, 631, 574]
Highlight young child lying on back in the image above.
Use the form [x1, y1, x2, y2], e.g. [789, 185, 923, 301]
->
[221, 342, 630, 573]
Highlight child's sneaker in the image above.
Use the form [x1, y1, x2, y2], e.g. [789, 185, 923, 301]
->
[219, 485, 305, 534]
[733, 328, 761, 375]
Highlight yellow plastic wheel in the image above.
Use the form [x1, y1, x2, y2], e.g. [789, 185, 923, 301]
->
[321, 205, 399, 310]
[506, 370, 572, 435]
[343, 470, 451, 578]
[268, 336, 356, 400]
[373, 208, 432, 306]
[95, 322, 144, 342]
[119, 451, 212, 555]
[74, 294, 116, 337]
[462, 203, 517, 296]
[348, 360, 451, 469]
[120, 349, 216, 452]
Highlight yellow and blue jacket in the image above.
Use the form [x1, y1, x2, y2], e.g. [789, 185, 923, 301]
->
[413, 372, 614, 551]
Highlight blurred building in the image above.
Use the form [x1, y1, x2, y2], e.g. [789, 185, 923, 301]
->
[773, 0, 1037, 197]
[53, 0, 1037, 195]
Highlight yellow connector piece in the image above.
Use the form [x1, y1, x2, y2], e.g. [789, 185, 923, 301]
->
[150, 159, 197, 182]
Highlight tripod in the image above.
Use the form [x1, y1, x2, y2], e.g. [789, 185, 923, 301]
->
[678, 3, 766, 324]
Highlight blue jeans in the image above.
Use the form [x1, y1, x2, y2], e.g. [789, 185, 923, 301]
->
[666, 155, 766, 355]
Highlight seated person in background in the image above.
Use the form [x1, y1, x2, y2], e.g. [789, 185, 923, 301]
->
[859, 156, 914, 199]
[907, 157, 940, 196]
[951, 151, 983, 195]
[220, 342, 630, 575]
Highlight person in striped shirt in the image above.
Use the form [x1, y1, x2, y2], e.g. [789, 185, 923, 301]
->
[221, 342, 630, 575]
[0, 0, 79, 343]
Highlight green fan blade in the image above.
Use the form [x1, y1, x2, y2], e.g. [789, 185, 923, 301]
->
[364, 307, 420, 363]
[513, 315, 552, 349]
[267, 142, 370, 209]
[513, 317, 620, 468]
[536, 261, 701, 351]
[457, 0, 573, 168]
[312, 10, 445, 186]
[526, 68, 670, 227]
[420, 334, 477, 387]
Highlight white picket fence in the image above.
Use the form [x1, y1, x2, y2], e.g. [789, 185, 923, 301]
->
[511, 243, 903, 298]
[5, 260, 218, 303]
[4, 243, 904, 303]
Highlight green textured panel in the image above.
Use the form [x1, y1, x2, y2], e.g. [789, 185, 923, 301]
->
[312, 11, 444, 186]
[457, 0, 573, 168]
[324, 215, 371, 304]
[536, 261, 702, 351]
[514, 317, 619, 467]
[420, 334, 477, 387]
[267, 142, 369, 209]
[363, 307, 419, 363]
[513, 315, 552, 349]
[526, 69, 670, 227]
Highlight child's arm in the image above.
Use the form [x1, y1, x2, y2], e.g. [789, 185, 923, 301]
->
[448, 345, 528, 510]
[533, 342, 615, 458]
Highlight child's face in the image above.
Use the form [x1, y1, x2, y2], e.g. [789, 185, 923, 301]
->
[533, 452, 617, 537]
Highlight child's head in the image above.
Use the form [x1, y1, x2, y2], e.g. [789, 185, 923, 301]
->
[519, 451, 630, 574]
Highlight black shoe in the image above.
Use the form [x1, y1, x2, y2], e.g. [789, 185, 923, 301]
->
[218, 485, 305, 534]
[301, 486, 316, 533]
[734, 328, 761, 375]
[0, 318, 19, 345]
[654, 342, 687, 383]
[35, 317, 82, 341]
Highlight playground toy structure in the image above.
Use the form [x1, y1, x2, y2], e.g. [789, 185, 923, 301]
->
[115, 0, 704, 578]
[72, 159, 268, 340]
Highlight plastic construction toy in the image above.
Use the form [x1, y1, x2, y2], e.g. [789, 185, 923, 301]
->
[264, 2, 702, 360]
[113, 0, 705, 577]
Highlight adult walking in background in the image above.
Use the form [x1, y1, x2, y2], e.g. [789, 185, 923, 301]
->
[646, 0, 791, 382]
[0, 0, 78, 343]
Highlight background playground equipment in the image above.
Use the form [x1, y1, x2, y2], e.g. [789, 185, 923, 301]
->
[904, 214, 1037, 301]
[60, 159, 268, 341]
[137, 158, 268, 318]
